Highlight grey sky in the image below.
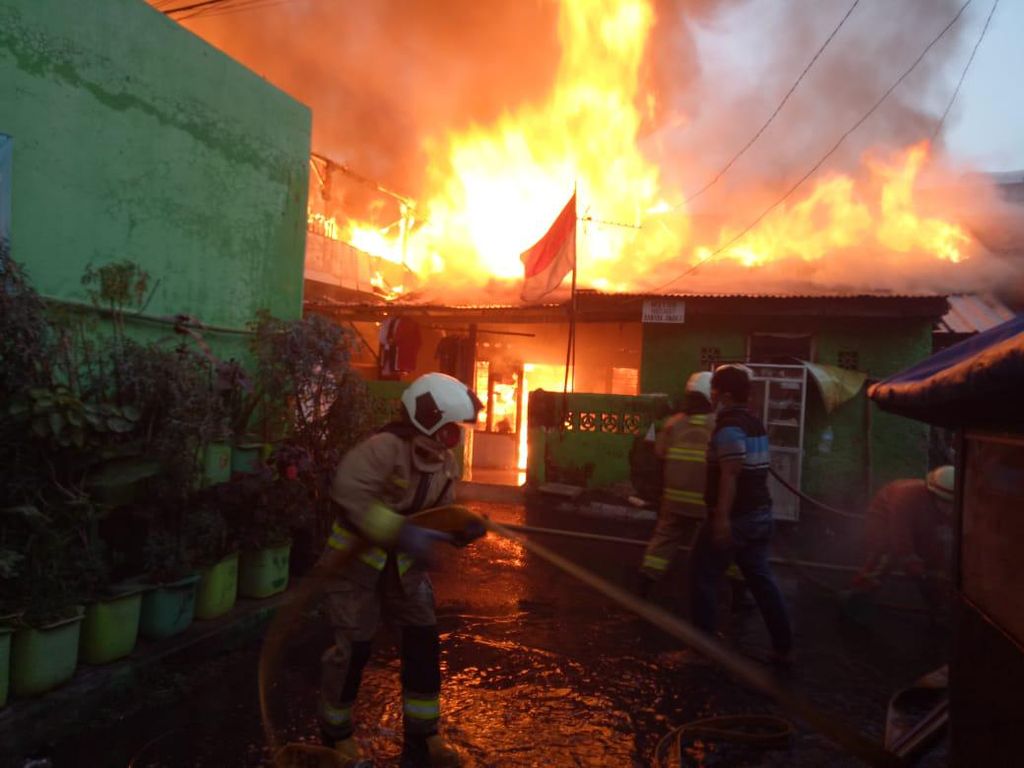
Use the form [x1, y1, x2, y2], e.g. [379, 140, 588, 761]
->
[944, 0, 1024, 171]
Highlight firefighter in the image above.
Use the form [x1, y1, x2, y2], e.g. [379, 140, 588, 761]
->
[318, 372, 484, 768]
[636, 372, 714, 594]
[851, 465, 955, 611]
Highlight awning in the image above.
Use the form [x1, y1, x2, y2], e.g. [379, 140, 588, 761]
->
[804, 362, 867, 413]
[868, 315, 1024, 429]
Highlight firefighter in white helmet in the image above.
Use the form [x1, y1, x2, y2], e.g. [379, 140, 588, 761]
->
[851, 465, 956, 612]
[636, 371, 715, 595]
[318, 372, 484, 768]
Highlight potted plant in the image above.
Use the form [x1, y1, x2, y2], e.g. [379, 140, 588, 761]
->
[137, 520, 199, 640]
[188, 487, 240, 620]
[214, 359, 264, 477]
[1, 504, 92, 698]
[227, 461, 312, 599]
[249, 312, 372, 572]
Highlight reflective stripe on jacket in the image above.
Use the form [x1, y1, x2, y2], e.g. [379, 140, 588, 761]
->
[328, 426, 457, 585]
[657, 412, 713, 511]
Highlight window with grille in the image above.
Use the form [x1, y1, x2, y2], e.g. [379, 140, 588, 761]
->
[837, 350, 859, 370]
[700, 346, 720, 369]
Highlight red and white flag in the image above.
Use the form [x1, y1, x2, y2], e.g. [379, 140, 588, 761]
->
[520, 193, 576, 303]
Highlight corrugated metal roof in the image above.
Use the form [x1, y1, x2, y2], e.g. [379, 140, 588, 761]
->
[938, 293, 1016, 334]
[577, 289, 947, 300]
[308, 290, 947, 311]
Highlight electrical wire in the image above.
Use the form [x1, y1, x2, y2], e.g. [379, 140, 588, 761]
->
[650, 0, 975, 294]
[931, 0, 1000, 140]
[680, 0, 862, 208]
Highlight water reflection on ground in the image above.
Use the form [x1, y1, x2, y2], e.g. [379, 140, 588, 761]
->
[45, 501, 949, 767]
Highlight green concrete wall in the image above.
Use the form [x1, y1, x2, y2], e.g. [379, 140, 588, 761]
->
[0, 0, 311, 358]
[639, 315, 933, 509]
[526, 391, 670, 489]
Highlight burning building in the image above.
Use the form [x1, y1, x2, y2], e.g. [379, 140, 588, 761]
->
[163, 0, 1023, 506]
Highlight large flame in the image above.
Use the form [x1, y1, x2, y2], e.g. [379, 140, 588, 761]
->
[326, 0, 975, 294]
[709, 141, 971, 269]
[345, 0, 681, 291]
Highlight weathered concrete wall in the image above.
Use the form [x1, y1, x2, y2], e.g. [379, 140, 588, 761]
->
[0, 0, 311, 353]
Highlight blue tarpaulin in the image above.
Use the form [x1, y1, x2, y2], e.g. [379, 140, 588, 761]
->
[869, 314, 1024, 430]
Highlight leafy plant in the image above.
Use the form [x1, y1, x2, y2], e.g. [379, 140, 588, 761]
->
[81, 259, 150, 340]
[250, 312, 371, 551]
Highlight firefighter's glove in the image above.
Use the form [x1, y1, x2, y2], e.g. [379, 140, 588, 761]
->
[449, 517, 486, 548]
[397, 523, 451, 566]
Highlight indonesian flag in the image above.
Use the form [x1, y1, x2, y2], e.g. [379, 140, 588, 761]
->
[520, 192, 576, 303]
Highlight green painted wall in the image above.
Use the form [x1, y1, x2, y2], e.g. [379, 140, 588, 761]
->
[809, 318, 932, 505]
[639, 315, 933, 509]
[0, 0, 311, 357]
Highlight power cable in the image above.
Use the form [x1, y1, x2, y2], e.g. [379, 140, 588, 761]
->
[650, 0, 975, 294]
[680, 0, 862, 208]
[931, 0, 1000, 140]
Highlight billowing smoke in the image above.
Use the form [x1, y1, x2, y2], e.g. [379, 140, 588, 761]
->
[168, 0, 1021, 299]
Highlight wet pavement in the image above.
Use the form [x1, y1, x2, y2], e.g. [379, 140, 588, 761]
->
[39, 501, 949, 767]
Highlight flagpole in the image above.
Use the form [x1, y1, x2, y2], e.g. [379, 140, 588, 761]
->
[562, 183, 578, 403]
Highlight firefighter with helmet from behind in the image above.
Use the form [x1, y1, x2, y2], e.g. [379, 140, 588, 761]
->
[850, 465, 956, 615]
[317, 372, 484, 768]
[636, 371, 715, 596]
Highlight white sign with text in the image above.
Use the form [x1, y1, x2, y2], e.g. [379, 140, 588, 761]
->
[642, 299, 686, 324]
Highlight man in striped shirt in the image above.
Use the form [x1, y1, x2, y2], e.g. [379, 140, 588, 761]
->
[689, 365, 793, 665]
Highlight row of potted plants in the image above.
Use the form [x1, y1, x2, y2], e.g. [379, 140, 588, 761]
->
[0, 253, 371, 707]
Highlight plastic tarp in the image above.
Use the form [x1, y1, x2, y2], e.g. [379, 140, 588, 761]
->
[868, 314, 1024, 429]
[0, 135, 10, 250]
[803, 362, 867, 413]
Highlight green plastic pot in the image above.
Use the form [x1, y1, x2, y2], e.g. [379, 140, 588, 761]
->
[195, 552, 239, 619]
[231, 443, 264, 475]
[11, 607, 85, 697]
[80, 587, 145, 665]
[202, 441, 232, 486]
[239, 543, 291, 599]
[0, 626, 12, 708]
[140, 574, 199, 640]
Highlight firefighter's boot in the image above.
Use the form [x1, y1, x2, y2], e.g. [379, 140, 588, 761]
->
[326, 736, 371, 768]
[399, 734, 462, 768]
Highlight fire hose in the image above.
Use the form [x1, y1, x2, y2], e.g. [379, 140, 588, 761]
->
[262, 507, 903, 768]
[768, 467, 865, 520]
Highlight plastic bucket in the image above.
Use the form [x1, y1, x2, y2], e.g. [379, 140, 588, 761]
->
[80, 587, 144, 664]
[0, 626, 12, 707]
[195, 552, 239, 620]
[140, 574, 199, 640]
[239, 543, 291, 599]
[231, 444, 263, 475]
[11, 608, 85, 697]
[202, 441, 232, 487]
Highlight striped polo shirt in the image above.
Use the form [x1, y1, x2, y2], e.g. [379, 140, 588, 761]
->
[704, 405, 772, 518]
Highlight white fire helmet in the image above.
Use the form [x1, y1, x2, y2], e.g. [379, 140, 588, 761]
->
[926, 465, 955, 503]
[401, 372, 484, 438]
[685, 371, 713, 401]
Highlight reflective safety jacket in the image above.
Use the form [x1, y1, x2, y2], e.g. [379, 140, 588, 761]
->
[327, 423, 457, 586]
[656, 412, 713, 515]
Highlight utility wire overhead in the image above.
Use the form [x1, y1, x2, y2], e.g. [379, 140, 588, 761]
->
[679, 0, 862, 208]
[651, 0, 975, 294]
[932, 0, 1000, 140]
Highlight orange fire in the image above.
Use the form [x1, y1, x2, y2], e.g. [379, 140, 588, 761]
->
[708, 141, 971, 269]
[319, 0, 974, 294]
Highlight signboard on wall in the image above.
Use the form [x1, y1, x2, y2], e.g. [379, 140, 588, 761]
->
[642, 299, 685, 323]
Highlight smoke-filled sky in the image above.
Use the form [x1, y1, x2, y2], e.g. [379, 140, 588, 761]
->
[169, 0, 1023, 180]
[160, 0, 1023, 299]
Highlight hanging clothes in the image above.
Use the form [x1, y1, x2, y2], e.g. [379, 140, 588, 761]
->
[379, 317, 422, 379]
